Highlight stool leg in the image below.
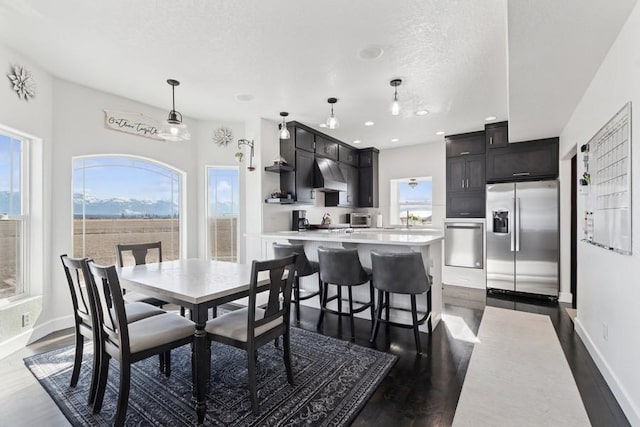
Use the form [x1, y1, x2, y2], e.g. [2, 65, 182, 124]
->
[427, 288, 433, 333]
[369, 280, 375, 323]
[369, 289, 384, 343]
[294, 276, 301, 322]
[385, 292, 391, 322]
[411, 295, 422, 355]
[348, 286, 355, 341]
[317, 281, 328, 329]
[337, 286, 343, 313]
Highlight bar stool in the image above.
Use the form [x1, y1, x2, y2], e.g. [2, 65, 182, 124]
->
[272, 243, 322, 322]
[369, 250, 432, 355]
[317, 247, 375, 341]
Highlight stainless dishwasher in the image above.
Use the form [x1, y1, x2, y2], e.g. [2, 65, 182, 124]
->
[444, 221, 484, 269]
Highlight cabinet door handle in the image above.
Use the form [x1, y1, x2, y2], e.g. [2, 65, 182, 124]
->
[460, 151, 470, 155]
[489, 136, 493, 145]
[512, 172, 531, 177]
[462, 179, 465, 188]
[466, 178, 469, 188]
[460, 212, 470, 215]
[369, 196, 372, 203]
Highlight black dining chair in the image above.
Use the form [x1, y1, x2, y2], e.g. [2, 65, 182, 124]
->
[272, 242, 322, 322]
[86, 260, 195, 426]
[316, 247, 375, 341]
[205, 254, 297, 415]
[369, 250, 432, 355]
[115, 241, 186, 317]
[60, 254, 165, 407]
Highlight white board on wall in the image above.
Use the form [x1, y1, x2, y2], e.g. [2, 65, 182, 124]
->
[582, 102, 632, 255]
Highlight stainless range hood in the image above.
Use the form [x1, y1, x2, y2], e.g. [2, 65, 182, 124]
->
[313, 157, 347, 192]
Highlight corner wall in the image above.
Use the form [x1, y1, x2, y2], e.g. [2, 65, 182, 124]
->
[559, 3, 640, 423]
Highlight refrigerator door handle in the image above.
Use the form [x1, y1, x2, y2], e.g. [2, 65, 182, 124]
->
[510, 200, 515, 252]
[515, 197, 521, 252]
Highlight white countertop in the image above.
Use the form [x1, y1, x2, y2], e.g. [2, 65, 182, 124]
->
[261, 229, 444, 246]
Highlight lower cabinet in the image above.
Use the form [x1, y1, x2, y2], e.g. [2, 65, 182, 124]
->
[446, 191, 485, 218]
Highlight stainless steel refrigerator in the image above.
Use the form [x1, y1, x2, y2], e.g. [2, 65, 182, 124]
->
[486, 180, 559, 297]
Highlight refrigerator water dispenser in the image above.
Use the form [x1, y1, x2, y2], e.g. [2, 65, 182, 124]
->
[492, 210, 509, 234]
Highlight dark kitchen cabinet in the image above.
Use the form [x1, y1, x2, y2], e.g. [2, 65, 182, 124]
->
[294, 127, 315, 153]
[486, 137, 559, 182]
[447, 192, 485, 218]
[326, 163, 358, 208]
[295, 150, 315, 203]
[339, 145, 359, 166]
[358, 148, 379, 207]
[485, 121, 508, 149]
[315, 135, 339, 160]
[445, 131, 485, 158]
[446, 154, 485, 193]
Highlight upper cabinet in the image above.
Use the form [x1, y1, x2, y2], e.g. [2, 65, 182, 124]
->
[315, 135, 339, 161]
[485, 121, 508, 149]
[486, 137, 559, 182]
[358, 148, 379, 208]
[338, 145, 359, 167]
[445, 131, 485, 157]
[294, 127, 315, 153]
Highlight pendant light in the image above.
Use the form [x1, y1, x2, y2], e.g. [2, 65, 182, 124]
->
[326, 98, 339, 129]
[390, 79, 402, 116]
[158, 79, 190, 141]
[279, 112, 291, 139]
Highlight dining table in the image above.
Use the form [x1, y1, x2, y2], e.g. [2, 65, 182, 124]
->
[117, 258, 270, 424]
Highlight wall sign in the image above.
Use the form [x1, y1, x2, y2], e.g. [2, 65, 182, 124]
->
[582, 102, 632, 255]
[103, 110, 164, 141]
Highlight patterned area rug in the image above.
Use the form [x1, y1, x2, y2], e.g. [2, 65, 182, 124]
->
[24, 327, 396, 426]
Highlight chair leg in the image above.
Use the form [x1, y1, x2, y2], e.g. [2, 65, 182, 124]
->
[348, 287, 355, 341]
[317, 282, 328, 329]
[92, 352, 111, 414]
[159, 353, 165, 373]
[294, 276, 301, 322]
[274, 337, 280, 348]
[247, 346, 259, 415]
[115, 362, 131, 426]
[88, 337, 100, 405]
[180, 306, 186, 317]
[411, 295, 422, 355]
[369, 289, 384, 343]
[427, 288, 433, 333]
[70, 333, 83, 388]
[164, 351, 171, 377]
[283, 329, 294, 386]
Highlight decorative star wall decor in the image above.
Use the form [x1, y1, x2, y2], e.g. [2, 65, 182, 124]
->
[7, 64, 36, 100]
[213, 127, 233, 146]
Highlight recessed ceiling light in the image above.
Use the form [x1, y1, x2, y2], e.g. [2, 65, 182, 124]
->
[436, 131, 445, 135]
[364, 121, 375, 126]
[319, 123, 327, 128]
[358, 45, 384, 60]
[353, 140, 361, 144]
[236, 94, 254, 102]
[391, 138, 399, 142]
[416, 110, 429, 116]
[485, 116, 497, 121]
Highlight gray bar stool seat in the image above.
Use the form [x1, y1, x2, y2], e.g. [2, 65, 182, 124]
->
[369, 250, 432, 355]
[317, 247, 375, 341]
[272, 243, 322, 322]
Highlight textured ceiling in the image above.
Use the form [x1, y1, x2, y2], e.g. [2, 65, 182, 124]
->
[0, 0, 634, 149]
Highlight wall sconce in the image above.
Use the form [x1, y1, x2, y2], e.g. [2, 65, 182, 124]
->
[235, 139, 256, 171]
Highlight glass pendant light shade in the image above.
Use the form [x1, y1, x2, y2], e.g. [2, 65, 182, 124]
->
[390, 79, 402, 116]
[326, 98, 339, 129]
[158, 79, 190, 141]
[279, 112, 291, 139]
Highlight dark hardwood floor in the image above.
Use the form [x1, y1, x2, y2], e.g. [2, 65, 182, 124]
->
[1, 286, 629, 426]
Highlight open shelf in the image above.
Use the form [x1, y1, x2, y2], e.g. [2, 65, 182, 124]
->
[264, 164, 294, 173]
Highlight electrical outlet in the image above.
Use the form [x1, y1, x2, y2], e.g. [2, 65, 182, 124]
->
[21, 313, 30, 327]
[602, 323, 608, 341]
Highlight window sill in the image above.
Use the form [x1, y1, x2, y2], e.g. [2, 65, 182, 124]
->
[0, 295, 41, 311]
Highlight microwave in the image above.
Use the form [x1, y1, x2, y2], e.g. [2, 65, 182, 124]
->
[347, 213, 371, 228]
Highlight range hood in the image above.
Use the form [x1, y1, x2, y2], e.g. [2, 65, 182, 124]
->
[313, 157, 347, 192]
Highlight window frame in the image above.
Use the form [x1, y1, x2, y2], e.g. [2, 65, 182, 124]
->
[389, 176, 433, 226]
[205, 165, 240, 262]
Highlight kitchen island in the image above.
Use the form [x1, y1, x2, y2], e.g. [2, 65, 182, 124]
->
[261, 229, 444, 329]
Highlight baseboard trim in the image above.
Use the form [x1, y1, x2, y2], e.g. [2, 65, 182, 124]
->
[574, 318, 639, 425]
[0, 315, 74, 360]
[558, 291, 573, 304]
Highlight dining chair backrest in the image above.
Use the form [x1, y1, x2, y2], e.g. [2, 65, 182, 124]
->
[60, 254, 96, 335]
[370, 250, 431, 295]
[115, 241, 162, 267]
[248, 254, 297, 338]
[317, 247, 369, 286]
[272, 243, 314, 277]
[86, 261, 130, 357]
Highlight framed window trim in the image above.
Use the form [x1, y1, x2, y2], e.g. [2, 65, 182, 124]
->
[71, 154, 187, 263]
[205, 165, 240, 263]
[389, 176, 433, 226]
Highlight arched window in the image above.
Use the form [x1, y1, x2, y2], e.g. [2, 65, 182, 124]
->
[73, 156, 183, 265]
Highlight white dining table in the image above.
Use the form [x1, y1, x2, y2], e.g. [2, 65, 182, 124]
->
[117, 258, 270, 424]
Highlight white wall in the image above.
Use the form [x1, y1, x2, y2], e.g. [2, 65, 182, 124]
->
[371, 142, 446, 228]
[559, 3, 640, 423]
